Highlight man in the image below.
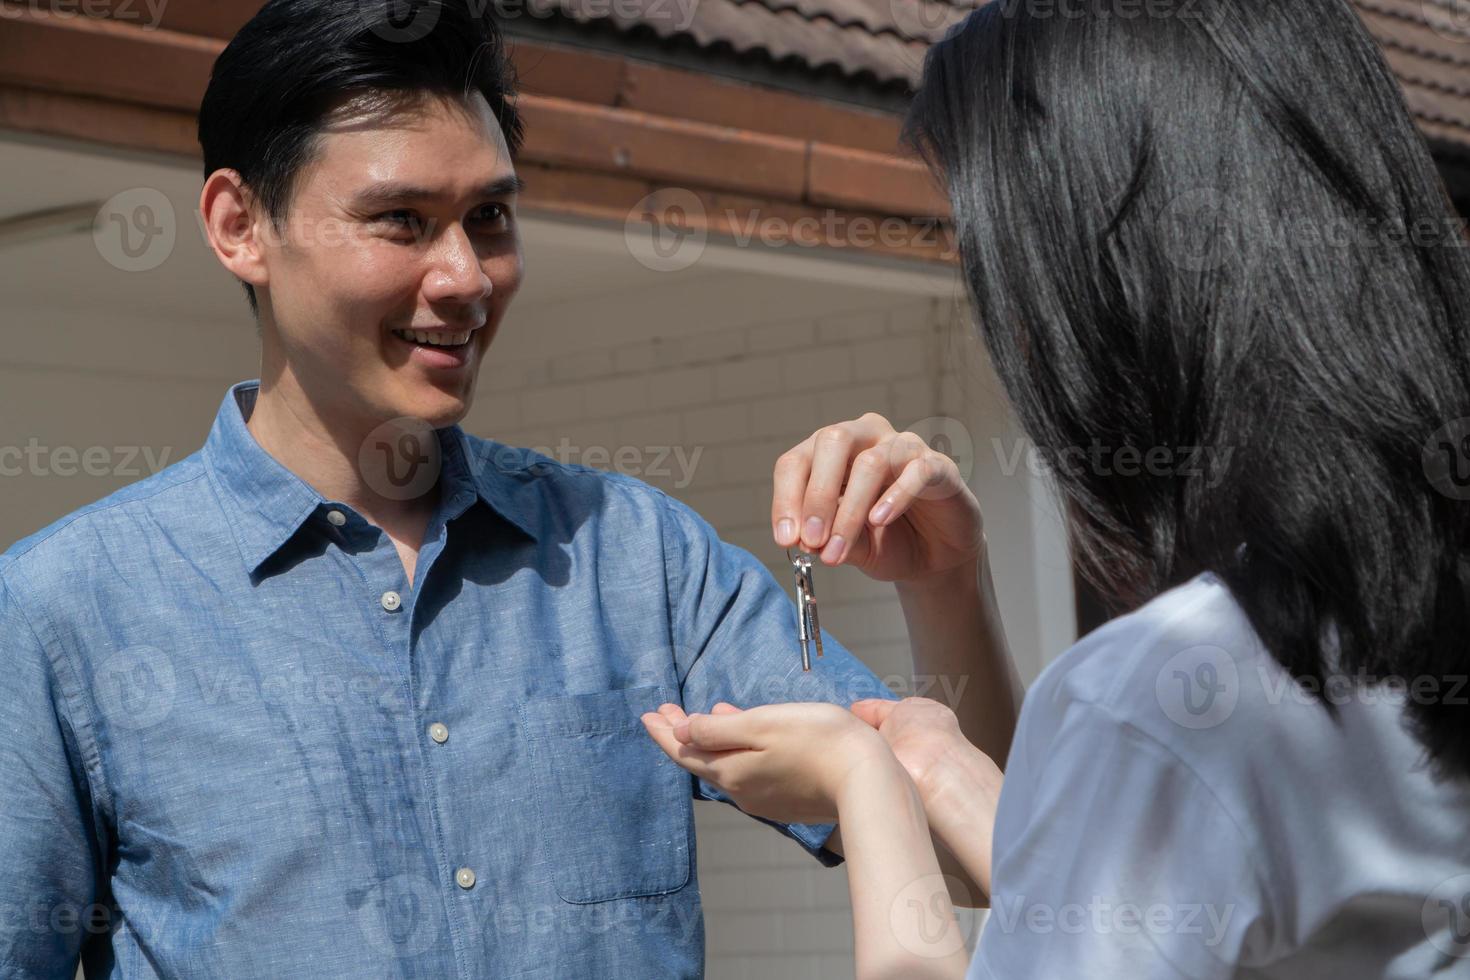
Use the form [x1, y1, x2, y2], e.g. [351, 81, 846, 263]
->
[0, 0, 907, 976]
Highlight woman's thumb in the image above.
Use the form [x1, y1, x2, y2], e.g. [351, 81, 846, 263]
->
[674, 712, 757, 751]
[849, 698, 896, 728]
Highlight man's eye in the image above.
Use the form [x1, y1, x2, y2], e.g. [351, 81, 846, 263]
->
[473, 204, 508, 225]
[378, 211, 425, 231]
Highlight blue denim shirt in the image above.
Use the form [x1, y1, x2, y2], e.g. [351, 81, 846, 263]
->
[0, 379, 896, 979]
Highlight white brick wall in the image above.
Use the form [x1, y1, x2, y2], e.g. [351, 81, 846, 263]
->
[462, 293, 1024, 976]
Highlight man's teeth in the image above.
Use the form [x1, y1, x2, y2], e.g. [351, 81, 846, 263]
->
[392, 329, 471, 347]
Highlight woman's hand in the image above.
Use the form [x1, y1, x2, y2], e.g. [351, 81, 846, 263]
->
[644, 703, 972, 978]
[849, 697, 968, 797]
[640, 700, 902, 826]
[851, 696, 1004, 896]
[772, 412, 984, 584]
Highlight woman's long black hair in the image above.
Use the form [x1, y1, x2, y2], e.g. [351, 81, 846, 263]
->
[903, 0, 1470, 778]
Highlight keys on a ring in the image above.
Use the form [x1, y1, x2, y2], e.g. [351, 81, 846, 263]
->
[787, 548, 824, 671]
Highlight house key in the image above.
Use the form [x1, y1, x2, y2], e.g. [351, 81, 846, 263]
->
[787, 548, 825, 671]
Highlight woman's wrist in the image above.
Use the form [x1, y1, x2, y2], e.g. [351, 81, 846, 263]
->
[833, 733, 916, 815]
[912, 735, 1001, 894]
[894, 549, 985, 600]
[894, 538, 1022, 769]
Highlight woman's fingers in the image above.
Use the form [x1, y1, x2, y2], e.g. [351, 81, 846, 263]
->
[640, 713, 736, 782]
[771, 445, 812, 548]
[799, 425, 859, 552]
[869, 436, 963, 527]
[656, 700, 740, 722]
[670, 710, 766, 751]
[820, 444, 892, 565]
[849, 698, 897, 729]
[772, 414, 895, 550]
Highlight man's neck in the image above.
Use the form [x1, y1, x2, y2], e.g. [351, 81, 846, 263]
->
[244, 379, 439, 546]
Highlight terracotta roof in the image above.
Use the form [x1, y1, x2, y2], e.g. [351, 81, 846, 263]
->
[510, 0, 973, 88]
[1355, 0, 1470, 147]
[519, 0, 1470, 145]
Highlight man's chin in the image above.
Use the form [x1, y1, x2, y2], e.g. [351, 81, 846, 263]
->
[381, 380, 473, 430]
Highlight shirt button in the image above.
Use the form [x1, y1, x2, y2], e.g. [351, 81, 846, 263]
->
[380, 591, 402, 612]
[326, 509, 346, 526]
[455, 867, 476, 889]
[428, 722, 449, 744]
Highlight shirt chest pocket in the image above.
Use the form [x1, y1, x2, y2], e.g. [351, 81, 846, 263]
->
[518, 684, 693, 904]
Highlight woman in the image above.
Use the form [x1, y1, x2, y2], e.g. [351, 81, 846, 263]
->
[642, 0, 1470, 976]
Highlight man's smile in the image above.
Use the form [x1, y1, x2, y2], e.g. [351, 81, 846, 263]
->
[388, 323, 482, 367]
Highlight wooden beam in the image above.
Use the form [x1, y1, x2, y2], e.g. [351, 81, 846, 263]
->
[0, 84, 199, 157]
[516, 93, 809, 201]
[16, 0, 259, 39]
[516, 161, 956, 263]
[0, 3, 216, 112]
[808, 143, 949, 218]
[510, 38, 626, 107]
[617, 59, 904, 156]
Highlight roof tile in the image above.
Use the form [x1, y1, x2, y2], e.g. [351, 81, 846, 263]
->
[527, 0, 1470, 144]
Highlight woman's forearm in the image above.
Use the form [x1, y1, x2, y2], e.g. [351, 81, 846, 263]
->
[837, 758, 972, 980]
[916, 737, 1005, 897]
[895, 543, 1023, 766]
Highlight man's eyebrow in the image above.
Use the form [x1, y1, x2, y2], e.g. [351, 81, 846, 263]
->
[349, 175, 526, 209]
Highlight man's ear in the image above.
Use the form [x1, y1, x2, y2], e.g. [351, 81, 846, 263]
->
[199, 169, 270, 294]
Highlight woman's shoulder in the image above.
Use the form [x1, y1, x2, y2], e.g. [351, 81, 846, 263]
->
[1004, 579, 1470, 973]
[1021, 570, 1307, 767]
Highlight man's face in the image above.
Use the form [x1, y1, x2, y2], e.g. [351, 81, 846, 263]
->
[257, 90, 523, 429]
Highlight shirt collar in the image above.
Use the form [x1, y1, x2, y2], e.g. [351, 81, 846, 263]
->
[202, 379, 538, 577]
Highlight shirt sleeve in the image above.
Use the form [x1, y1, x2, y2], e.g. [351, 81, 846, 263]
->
[0, 575, 108, 979]
[969, 695, 1272, 980]
[656, 490, 898, 868]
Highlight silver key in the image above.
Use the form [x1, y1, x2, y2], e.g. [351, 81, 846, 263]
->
[787, 548, 825, 671]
